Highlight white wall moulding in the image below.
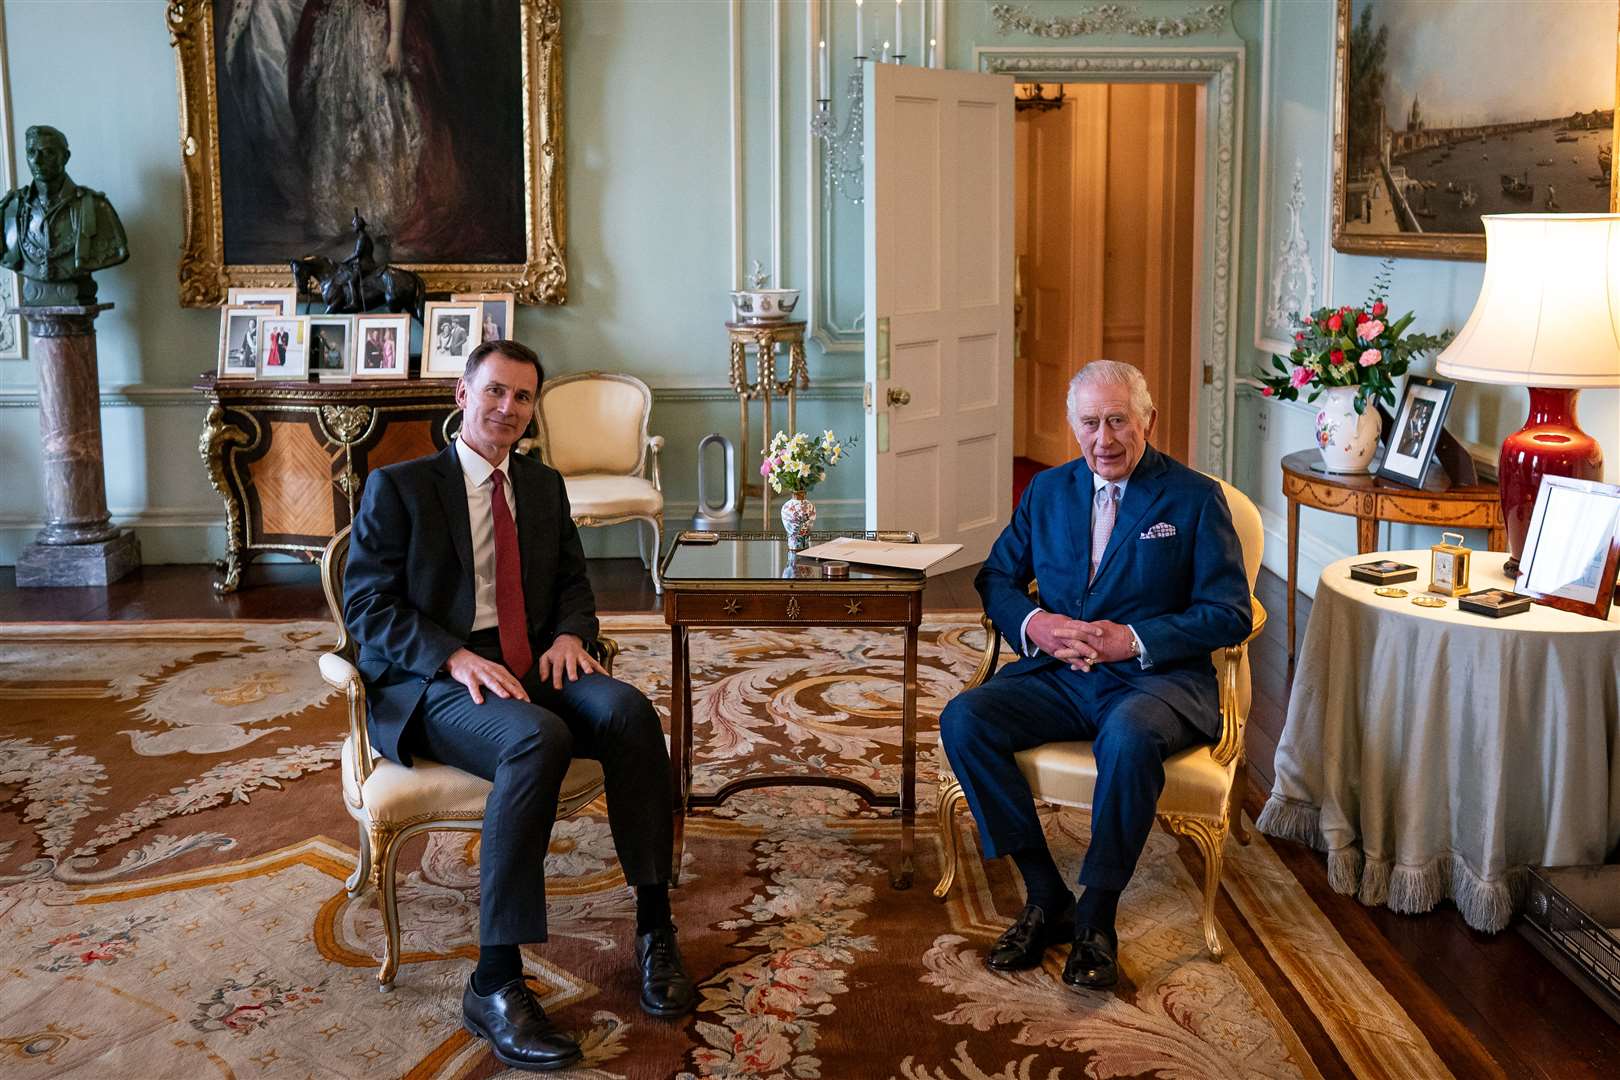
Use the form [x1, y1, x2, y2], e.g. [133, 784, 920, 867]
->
[988, 2, 1232, 40]
[977, 44, 1246, 478]
[0, 385, 201, 408]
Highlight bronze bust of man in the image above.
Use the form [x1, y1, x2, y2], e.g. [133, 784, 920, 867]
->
[0, 125, 129, 305]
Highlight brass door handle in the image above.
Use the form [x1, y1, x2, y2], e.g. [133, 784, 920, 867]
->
[887, 387, 911, 407]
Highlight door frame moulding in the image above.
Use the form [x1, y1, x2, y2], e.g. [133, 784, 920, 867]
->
[974, 44, 1245, 479]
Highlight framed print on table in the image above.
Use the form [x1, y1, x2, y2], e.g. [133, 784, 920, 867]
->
[355, 314, 411, 380]
[308, 315, 353, 381]
[1331, 0, 1620, 261]
[1517, 475, 1620, 620]
[217, 306, 263, 379]
[422, 301, 483, 378]
[1377, 375, 1455, 488]
[226, 286, 297, 316]
[169, 0, 566, 307]
[452, 292, 516, 341]
[257, 316, 310, 380]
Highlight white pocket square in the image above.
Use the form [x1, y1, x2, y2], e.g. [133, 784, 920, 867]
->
[1140, 522, 1177, 540]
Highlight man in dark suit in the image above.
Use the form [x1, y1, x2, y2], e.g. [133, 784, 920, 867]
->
[344, 340, 694, 1072]
[939, 360, 1251, 990]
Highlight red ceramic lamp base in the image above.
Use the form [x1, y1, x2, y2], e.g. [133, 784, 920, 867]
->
[1500, 387, 1604, 575]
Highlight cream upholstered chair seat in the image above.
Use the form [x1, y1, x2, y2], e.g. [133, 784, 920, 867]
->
[318, 529, 611, 991]
[560, 473, 665, 520]
[535, 371, 665, 592]
[934, 476, 1266, 960]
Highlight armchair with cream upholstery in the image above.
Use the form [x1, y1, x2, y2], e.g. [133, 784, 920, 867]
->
[533, 371, 666, 592]
[933, 477, 1267, 960]
[318, 527, 615, 990]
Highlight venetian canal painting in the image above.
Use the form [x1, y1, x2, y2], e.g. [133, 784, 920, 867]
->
[1333, 0, 1619, 259]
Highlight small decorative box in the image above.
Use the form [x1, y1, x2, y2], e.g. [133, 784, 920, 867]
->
[1429, 532, 1472, 597]
[1350, 559, 1419, 585]
[1458, 588, 1532, 618]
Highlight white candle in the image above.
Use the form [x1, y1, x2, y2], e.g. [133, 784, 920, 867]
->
[819, 39, 828, 98]
[855, 0, 864, 58]
[928, 36, 936, 68]
[895, 0, 903, 60]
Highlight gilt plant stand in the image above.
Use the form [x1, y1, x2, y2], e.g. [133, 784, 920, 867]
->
[726, 320, 810, 528]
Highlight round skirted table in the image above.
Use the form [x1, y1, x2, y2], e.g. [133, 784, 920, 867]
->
[1258, 550, 1620, 932]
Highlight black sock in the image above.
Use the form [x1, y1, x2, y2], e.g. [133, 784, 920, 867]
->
[472, 944, 522, 995]
[1075, 886, 1121, 937]
[635, 884, 672, 935]
[1009, 847, 1074, 918]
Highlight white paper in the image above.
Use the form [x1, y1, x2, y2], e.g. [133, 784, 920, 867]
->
[794, 538, 962, 571]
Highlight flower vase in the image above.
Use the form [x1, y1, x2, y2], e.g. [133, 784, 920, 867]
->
[780, 490, 817, 550]
[1315, 386, 1382, 474]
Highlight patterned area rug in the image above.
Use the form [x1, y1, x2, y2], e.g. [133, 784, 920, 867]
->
[0, 616, 1458, 1078]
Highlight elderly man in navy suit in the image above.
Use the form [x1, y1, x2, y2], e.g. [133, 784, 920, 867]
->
[939, 360, 1251, 990]
[345, 340, 694, 1072]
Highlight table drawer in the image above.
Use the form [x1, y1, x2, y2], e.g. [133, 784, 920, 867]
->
[670, 590, 918, 625]
[1376, 492, 1501, 528]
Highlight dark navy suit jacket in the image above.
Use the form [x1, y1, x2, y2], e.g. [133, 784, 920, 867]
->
[975, 445, 1251, 738]
[342, 442, 599, 765]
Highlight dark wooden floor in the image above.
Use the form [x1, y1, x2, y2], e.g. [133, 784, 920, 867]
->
[3, 558, 1617, 1074]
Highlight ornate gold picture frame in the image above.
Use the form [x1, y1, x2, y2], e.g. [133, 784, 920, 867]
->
[167, 0, 565, 307]
[1331, 0, 1620, 261]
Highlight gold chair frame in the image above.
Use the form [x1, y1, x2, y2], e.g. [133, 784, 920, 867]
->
[318, 527, 614, 990]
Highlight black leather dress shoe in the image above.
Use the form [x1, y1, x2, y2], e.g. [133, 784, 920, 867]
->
[636, 926, 697, 1017]
[462, 976, 582, 1072]
[1062, 925, 1119, 989]
[986, 904, 1074, 971]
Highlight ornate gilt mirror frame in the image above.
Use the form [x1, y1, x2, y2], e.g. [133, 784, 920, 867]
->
[166, 0, 565, 307]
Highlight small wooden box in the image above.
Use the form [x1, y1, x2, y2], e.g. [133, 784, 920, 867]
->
[1428, 532, 1472, 597]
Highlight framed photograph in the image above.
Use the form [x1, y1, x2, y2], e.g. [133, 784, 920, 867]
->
[453, 291, 517, 341]
[1518, 475, 1620, 620]
[217, 306, 263, 379]
[422, 301, 483, 378]
[308, 315, 353, 381]
[1332, 0, 1620, 261]
[355, 314, 411, 380]
[257, 316, 310, 380]
[226, 286, 297, 316]
[169, 1, 565, 307]
[1377, 375, 1456, 488]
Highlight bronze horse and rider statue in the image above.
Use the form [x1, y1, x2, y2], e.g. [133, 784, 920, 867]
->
[289, 209, 426, 323]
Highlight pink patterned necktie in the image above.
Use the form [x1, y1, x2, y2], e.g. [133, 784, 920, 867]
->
[1090, 483, 1119, 582]
[490, 469, 533, 678]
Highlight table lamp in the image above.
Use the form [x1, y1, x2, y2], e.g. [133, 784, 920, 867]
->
[1435, 214, 1620, 574]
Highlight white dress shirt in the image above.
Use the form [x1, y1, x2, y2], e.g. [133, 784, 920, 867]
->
[1017, 471, 1151, 668]
[455, 437, 517, 632]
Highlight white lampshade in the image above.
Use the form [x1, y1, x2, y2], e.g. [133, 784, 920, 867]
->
[1435, 214, 1620, 388]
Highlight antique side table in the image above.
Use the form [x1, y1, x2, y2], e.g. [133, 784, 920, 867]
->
[195, 374, 459, 592]
[727, 321, 810, 528]
[1281, 448, 1505, 660]
[660, 530, 924, 887]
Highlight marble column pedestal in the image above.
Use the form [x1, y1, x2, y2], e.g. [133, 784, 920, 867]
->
[11, 303, 142, 587]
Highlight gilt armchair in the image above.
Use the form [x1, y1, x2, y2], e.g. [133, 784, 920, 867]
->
[533, 371, 666, 592]
[318, 527, 614, 990]
[933, 477, 1267, 959]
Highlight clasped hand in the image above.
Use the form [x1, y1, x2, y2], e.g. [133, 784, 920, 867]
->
[1025, 611, 1136, 672]
[445, 633, 605, 704]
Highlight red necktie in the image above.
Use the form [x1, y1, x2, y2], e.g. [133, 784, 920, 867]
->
[490, 469, 532, 677]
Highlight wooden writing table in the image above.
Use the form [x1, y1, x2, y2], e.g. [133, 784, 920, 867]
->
[1281, 449, 1505, 660]
[660, 531, 924, 888]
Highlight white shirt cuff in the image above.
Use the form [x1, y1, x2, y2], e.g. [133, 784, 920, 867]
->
[1128, 624, 1152, 669]
[1019, 608, 1042, 657]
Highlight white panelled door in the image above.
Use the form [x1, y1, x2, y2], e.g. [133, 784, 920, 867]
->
[863, 63, 1015, 575]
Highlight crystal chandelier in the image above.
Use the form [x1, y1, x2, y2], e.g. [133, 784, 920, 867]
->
[813, 64, 866, 206]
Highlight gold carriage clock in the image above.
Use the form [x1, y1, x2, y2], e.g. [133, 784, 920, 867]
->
[1429, 532, 1473, 597]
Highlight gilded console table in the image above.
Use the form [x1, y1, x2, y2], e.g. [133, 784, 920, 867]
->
[195, 374, 459, 592]
[1281, 448, 1505, 661]
[727, 320, 810, 527]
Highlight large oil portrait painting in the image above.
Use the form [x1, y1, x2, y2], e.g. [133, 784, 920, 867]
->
[1332, 0, 1620, 260]
[168, 0, 564, 306]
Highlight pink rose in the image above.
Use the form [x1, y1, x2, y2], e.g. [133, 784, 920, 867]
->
[1359, 348, 1382, 367]
[1290, 366, 1313, 389]
[760, 459, 773, 477]
[1357, 319, 1385, 341]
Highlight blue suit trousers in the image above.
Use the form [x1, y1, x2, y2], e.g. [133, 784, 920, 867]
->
[939, 663, 1204, 891]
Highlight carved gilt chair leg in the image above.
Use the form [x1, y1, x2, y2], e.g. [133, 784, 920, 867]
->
[346, 821, 373, 896]
[933, 775, 968, 901]
[371, 823, 404, 992]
